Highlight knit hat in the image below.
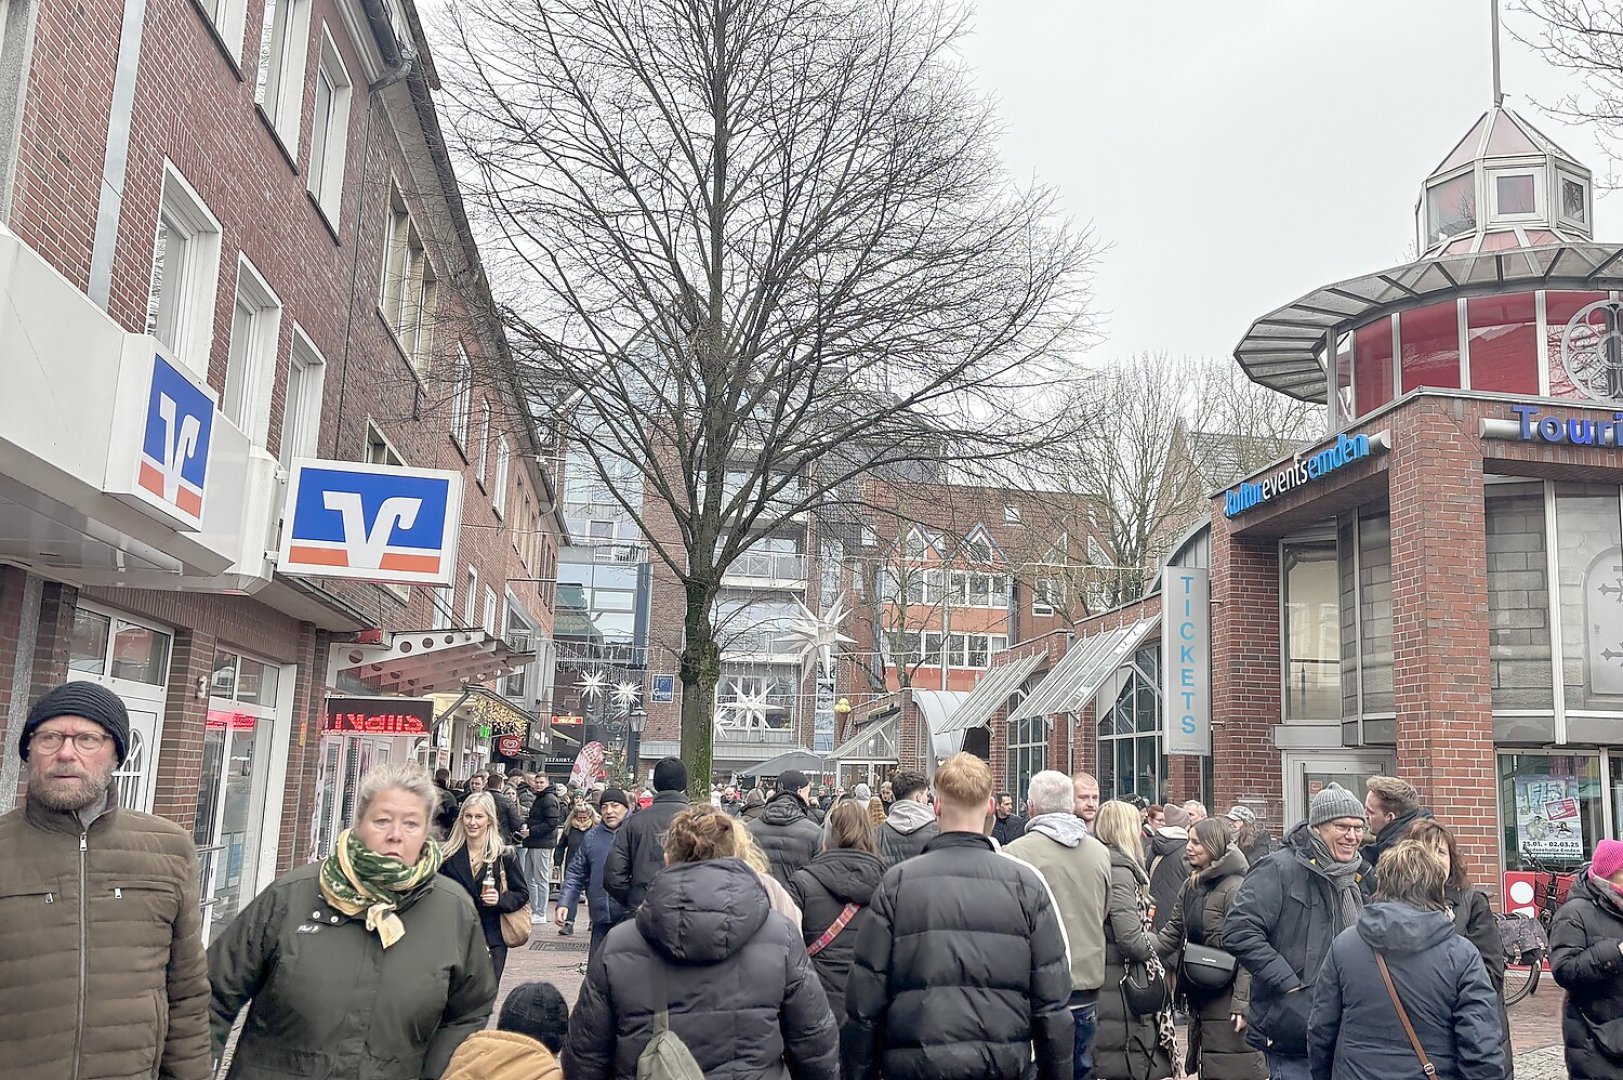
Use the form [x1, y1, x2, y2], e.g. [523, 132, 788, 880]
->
[1225, 805, 1257, 825]
[778, 769, 810, 792]
[852, 783, 872, 802]
[496, 981, 570, 1052]
[22, 682, 129, 764]
[1309, 784, 1366, 828]
[1592, 839, 1623, 882]
[599, 787, 630, 809]
[1162, 802, 1191, 829]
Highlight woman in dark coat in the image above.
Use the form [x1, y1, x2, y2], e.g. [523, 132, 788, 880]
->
[1551, 838, 1623, 1079]
[1409, 819, 1513, 1079]
[439, 792, 529, 982]
[787, 801, 886, 1022]
[563, 804, 837, 1080]
[1094, 801, 1174, 1080]
[1308, 840, 1506, 1080]
[553, 802, 597, 934]
[1155, 819, 1265, 1080]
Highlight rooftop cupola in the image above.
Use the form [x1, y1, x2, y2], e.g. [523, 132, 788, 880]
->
[1417, 105, 1594, 257]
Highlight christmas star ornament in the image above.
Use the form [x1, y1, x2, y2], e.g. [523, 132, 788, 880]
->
[719, 682, 777, 731]
[782, 597, 855, 670]
[611, 681, 642, 709]
[577, 669, 609, 701]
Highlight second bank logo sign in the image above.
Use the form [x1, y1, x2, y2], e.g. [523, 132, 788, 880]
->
[139, 354, 214, 524]
[279, 460, 464, 586]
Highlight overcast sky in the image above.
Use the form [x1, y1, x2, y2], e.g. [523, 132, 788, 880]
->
[955, 0, 1617, 365]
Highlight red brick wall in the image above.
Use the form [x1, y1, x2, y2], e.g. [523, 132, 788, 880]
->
[1210, 522, 1285, 831]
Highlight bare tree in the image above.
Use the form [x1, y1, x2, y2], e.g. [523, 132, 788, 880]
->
[439, 0, 1098, 791]
[1514, 1, 1623, 167]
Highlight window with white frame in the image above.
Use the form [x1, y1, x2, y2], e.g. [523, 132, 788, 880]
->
[146, 166, 222, 371]
[476, 401, 491, 486]
[1033, 576, 1065, 616]
[492, 436, 510, 518]
[450, 347, 471, 450]
[223, 257, 282, 445]
[364, 422, 403, 466]
[254, 0, 309, 147]
[378, 182, 437, 373]
[431, 583, 454, 630]
[1489, 170, 1540, 222]
[482, 585, 499, 636]
[279, 327, 325, 468]
[1004, 504, 1021, 525]
[464, 567, 478, 626]
[305, 29, 351, 222]
[1560, 172, 1590, 227]
[201, 0, 249, 59]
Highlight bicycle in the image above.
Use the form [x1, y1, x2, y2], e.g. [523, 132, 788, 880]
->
[1499, 850, 1579, 1005]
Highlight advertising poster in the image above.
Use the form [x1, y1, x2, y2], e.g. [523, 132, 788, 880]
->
[569, 741, 607, 790]
[1515, 776, 1584, 860]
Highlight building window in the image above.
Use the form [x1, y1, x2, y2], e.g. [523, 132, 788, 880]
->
[1561, 175, 1589, 226]
[254, 0, 309, 148]
[464, 567, 479, 626]
[431, 583, 454, 631]
[1492, 172, 1538, 218]
[482, 586, 499, 636]
[1501, 752, 1602, 872]
[1004, 504, 1021, 525]
[1282, 537, 1338, 722]
[1486, 483, 1554, 715]
[378, 182, 437, 373]
[450, 347, 471, 450]
[279, 327, 325, 468]
[1426, 171, 1476, 244]
[145, 165, 222, 371]
[1006, 713, 1046, 803]
[69, 608, 173, 685]
[1033, 576, 1065, 616]
[306, 30, 352, 222]
[1556, 482, 1623, 712]
[1098, 646, 1164, 802]
[201, 0, 249, 59]
[363, 422, 403, 466]
[477, 401, 491, 487]
[224, 256, 282, 445]
[493, 435, 510, 519]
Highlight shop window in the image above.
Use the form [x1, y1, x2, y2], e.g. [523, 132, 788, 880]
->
[1485, 484, 1554, 714]
[1467, 294, 1538, 395]
[1352, 317, 1393, 418]
[1501, 752, 1602, 872]
[1006, 713, 1047, 802]
[1097, 646, 1164, 803]
[1546, 291, 1612, 400]
[1398, 300, 1461, 393]
[1338, 517, 1357, 722]
[1555, 483, 1623, 712]
[1283, 539, 1339, 722]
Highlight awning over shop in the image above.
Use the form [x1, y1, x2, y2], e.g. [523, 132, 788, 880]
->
[428, 685, 534, 737]
[936, 652, 1046, 735]
[910, 690, 969, 759]
[331, 629, 535, 696]
[828, 715, 898, 765]
[1006, 620, 1157, 724]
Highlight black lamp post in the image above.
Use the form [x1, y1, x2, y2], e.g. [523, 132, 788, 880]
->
[628, 706, 647, 786]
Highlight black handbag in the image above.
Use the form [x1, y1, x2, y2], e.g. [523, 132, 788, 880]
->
[1120, 959, 1171, 1016]
[1179, 941, 1238, 991]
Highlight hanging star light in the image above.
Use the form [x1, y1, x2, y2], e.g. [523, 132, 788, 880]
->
[719, 682, 777, 731]
[577, 669, 610, 701]
[781, 597, 856, 671]
[611, 680, 642, 709]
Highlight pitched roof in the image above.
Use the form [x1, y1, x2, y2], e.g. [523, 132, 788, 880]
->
[1183, 430, 1307, 490]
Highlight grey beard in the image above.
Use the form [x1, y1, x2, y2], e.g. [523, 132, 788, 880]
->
[31, 772, 112, 813]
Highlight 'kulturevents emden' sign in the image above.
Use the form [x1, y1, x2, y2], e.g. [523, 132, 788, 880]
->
[1223, 431, 1389, 518]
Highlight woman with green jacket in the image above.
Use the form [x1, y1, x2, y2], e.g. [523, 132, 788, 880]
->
[207, 762, 496, 1078]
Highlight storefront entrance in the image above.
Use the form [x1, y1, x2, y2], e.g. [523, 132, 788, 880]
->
[67, 604, 173, 813]
[1283, 752, 1392, 825]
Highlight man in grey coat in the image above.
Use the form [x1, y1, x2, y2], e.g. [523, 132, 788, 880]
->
[1004, 769, 1112, 1079]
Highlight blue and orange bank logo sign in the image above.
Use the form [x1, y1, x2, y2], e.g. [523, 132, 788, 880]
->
[138, 354, 215, 528]
[279, 461, 463, 586]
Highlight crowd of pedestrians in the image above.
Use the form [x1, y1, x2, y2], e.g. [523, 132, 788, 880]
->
[7, 675, 1610, 1080]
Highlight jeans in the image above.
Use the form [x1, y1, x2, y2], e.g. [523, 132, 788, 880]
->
[1070, 1001, 1097, 1080]
[1266, 1052, 1312, 1080]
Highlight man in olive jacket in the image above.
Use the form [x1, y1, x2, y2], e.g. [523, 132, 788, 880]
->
[0, 681, 211, 1079]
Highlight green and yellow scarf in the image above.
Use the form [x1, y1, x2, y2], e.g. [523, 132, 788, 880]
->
[318, 829, 443, 948]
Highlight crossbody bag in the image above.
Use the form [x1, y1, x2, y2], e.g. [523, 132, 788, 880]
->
[1373, 950, 1437, 1078]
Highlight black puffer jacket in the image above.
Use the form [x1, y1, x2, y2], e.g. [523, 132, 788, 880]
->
[603, 790, 688, 911]
[561, 858, 837, 1080]
[1364, 807, 1433, 875]
[787, 848, 886, 1022]
[1308, 902, 1506, 1080]
[1146, 828, 1191, 932]
[523, 787, 561, 850]
[1551, 871, 1623, 1079]
[990, 813, 1026, 846]
[842, 832, 1073, 1080]
[748, 793, 823, 886]
[1222, 821, 1374, 1058]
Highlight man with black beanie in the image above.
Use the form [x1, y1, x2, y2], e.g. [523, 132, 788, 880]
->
[0, 680, 211, 1077]
[604, 756, 690, 912]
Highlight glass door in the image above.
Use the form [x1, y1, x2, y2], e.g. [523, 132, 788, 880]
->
[67, 606, 172, 813]
[1284, 753, 1391, 825]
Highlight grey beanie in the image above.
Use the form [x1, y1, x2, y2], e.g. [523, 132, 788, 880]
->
[1309, 783, 1366, 828]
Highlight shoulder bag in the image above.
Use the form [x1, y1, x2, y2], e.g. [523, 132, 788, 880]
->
[1120, 875, 1171, 1016]
[1373, 950, 1437, 1078]
[497, 858, 533, 948]
[806, 902, 860, 958]
[639, 956, 705, 1080]
[1179, 885, 1238, 992]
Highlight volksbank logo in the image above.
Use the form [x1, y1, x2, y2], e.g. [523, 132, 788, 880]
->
[137, 354, 214, 527]
[279, 461, 463, 586]
[1223, 432, 1388, 518]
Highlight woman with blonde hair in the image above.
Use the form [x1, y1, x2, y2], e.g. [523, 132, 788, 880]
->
[1309, 840, 1505, 1079]
[439, 790, 529, 981]
[867, 795, 886, 829]
[563, 804, 837, 1079]
[1093, 799, 1175, 1080]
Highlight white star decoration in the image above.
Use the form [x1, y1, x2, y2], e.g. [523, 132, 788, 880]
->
[719, 682, 779, 731]
[611, 681, 642, 709]
[577, 670, 609, 700]
[781, 597, 855, 671]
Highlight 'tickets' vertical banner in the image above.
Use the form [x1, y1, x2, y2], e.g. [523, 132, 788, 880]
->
[1163, 567, 1211, 756]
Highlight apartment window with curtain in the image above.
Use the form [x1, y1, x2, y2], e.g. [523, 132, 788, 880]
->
[146, 166, 222, 371]
[223, 257, 282, 445]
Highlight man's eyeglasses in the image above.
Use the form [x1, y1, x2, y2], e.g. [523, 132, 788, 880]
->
[31, 730, 110, 754]
[1322, 820, 1367, 837]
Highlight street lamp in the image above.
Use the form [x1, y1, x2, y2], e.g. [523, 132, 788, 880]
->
[831, 698, 852, 788]
[628, 705, 648, 786]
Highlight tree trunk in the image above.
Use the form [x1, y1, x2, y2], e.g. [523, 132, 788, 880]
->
[678, 578, 721, 800]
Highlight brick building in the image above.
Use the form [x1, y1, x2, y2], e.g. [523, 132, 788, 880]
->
[0, 0, 560, 936]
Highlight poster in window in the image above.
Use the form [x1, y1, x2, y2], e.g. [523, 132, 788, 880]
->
[1515, 776, 1584, 860]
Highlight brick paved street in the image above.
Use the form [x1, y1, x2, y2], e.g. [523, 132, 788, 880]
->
[497, 902, 1570, 1074]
